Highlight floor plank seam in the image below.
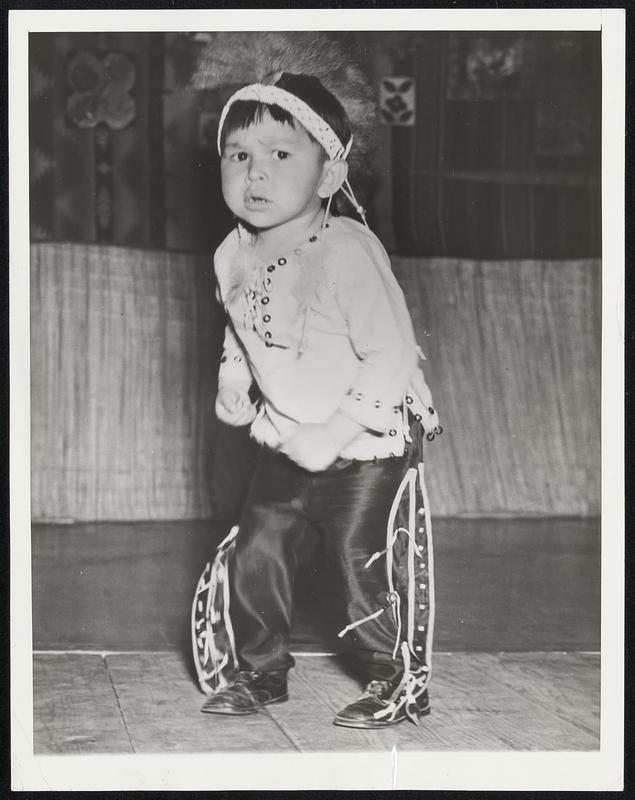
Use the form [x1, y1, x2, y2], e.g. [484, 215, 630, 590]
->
[262, 707, 304, 753]
[102, 655, 136, 754]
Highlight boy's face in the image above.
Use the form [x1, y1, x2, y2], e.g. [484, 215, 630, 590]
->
[221, 112, 331, 237]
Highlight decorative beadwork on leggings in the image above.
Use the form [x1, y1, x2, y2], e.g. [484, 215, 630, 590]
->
[191, 525, 240, 695]
[336, 457, 436, 722]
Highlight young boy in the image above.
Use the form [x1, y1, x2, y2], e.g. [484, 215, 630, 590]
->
[197, 72, 439, 728]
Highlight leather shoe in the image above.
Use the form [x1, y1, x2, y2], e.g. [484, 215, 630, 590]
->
[333, 679, 430, 729]
[201, 670, 288, 716]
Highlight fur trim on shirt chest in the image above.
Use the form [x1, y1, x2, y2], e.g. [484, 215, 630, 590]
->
[222, 237, 335, 351]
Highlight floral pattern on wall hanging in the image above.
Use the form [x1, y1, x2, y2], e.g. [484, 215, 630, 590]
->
[65, 50, 137, 130]
[446, 33, 533, 101]
[379, 76, 415, 125]
[65, 49, 138, 242]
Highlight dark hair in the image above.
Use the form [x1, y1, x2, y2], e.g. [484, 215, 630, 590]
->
[219, 72, 352, 157]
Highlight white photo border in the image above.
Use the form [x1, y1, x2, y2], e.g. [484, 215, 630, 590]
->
[10, 7, 624, 791]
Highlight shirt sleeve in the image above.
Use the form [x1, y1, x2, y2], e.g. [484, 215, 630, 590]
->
[332, 235, 419, 433]
[218, 322, 253, 391]
[213, 232, 254, 391]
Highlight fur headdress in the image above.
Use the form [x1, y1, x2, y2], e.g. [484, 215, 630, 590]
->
[190, 32, 377, 213]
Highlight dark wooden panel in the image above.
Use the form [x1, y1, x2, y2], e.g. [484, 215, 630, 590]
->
[105, 652, 296, 753]
[33, 653, 132, 754]
[431, 517, 601, 651]
[32, 517, 601, 653]
[32, 520, 225, 651]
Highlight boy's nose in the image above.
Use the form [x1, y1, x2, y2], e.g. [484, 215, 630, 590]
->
[247, 158, 267, 181]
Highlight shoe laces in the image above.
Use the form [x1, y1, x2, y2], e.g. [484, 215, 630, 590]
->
[364, 680, 395, 699]
[234, 670, 259, 685]
[234, 669, 285, 686]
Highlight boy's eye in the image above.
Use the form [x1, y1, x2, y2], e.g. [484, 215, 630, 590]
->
[228, 151, 248, 162]
[273, 150, 290, 160]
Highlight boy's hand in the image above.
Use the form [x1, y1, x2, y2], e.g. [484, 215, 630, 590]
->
[279, 424, 341, 472]
[280, 413, 366, 472]
[215, 386, 257, 427]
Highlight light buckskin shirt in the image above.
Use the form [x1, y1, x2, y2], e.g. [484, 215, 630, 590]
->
[214, 215, 436, 461]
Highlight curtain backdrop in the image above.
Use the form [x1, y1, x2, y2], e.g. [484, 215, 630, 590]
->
[30, 244, 600, 521]
[30, 244, 221, 521]
[393, 257, 600, 516]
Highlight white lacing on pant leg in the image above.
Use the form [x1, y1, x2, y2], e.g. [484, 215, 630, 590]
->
[373, 641, 411, 722]
[391, 590, 402, 660]
[202, 560, 228, 692]
[418, 463, 436, 671]
[193, 525, 240, 694]
[372, 642, 429, 725]
[191, 562, 211, 689]
[364, 526, 408, 568]
[385, 468, 416, 618]
[199, 651, 229, 689]
[334, 463, 435, 724]
[337, 603, 391, 638]
[222, 557, 238, 671]
[337, 468, 415, 640]
[218, 524, 240, 549]
[406, 474, 416, 647]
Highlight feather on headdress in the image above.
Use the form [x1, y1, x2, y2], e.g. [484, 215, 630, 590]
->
[190, 32, 377, 211]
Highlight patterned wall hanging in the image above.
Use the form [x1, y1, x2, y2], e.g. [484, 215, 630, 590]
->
[446, 33, 533, 101]
[379, 77, 415, 126]
[65, 50, 137, 242]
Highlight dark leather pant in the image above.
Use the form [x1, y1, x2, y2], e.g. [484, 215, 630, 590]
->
[227, 442, 421, 682]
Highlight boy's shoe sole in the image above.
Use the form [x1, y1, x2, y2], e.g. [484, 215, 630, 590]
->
[201, 693, 288, 715]
[333, 699, 431, 729]
[200, 672, 289, 715]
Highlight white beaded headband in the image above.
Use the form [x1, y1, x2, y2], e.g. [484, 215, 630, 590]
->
[216, 83, 353, 161]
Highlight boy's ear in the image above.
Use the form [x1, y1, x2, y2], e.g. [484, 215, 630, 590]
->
[318, 159, 349, 199]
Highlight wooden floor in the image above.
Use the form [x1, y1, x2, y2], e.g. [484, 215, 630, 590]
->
[31, 517, 601, 753]
[33, 651, 600, 753]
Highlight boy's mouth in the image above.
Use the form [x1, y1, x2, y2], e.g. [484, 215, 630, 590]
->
[244, 195, 271, 208]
